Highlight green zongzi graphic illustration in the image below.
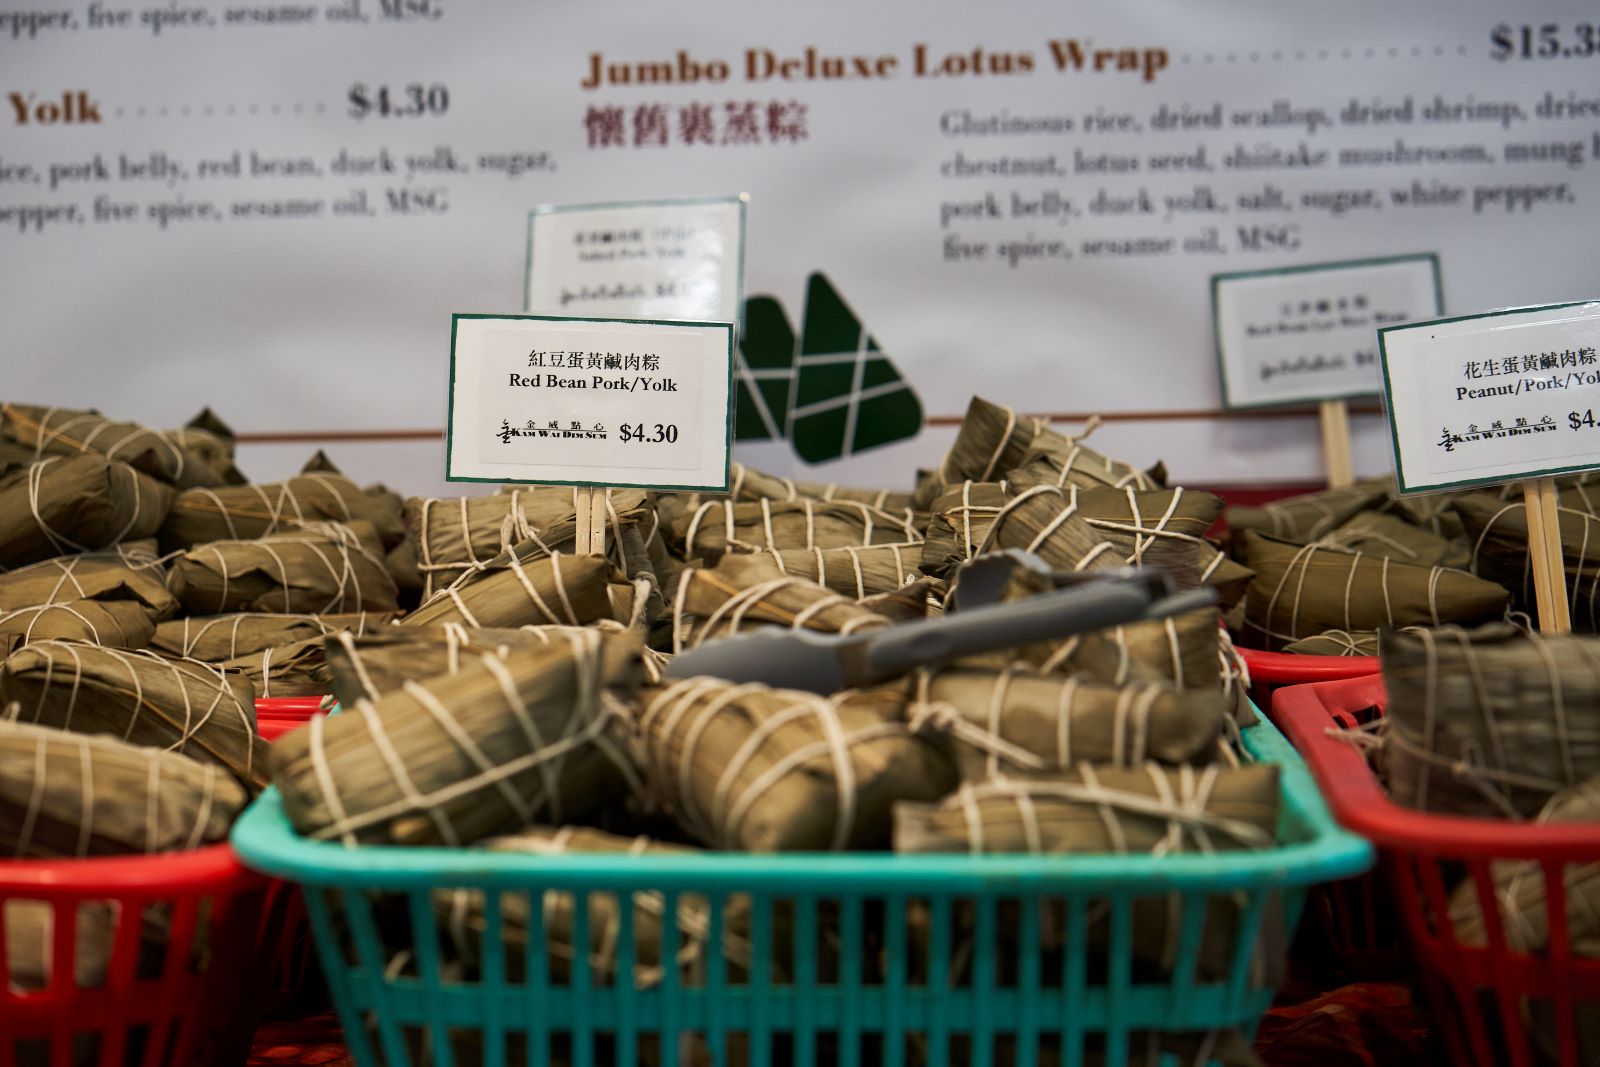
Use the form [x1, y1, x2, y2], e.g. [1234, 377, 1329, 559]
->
[735, 273, 922, 463]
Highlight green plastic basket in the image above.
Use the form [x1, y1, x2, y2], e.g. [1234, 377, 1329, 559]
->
[231, 704, 1369, 1067]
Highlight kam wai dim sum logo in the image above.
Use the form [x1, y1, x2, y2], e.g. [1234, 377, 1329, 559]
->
[736, 273, 923, 463]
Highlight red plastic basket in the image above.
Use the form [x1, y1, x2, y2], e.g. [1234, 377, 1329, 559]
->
[254, 697, 327, 744]
[1, 844, 281, 1067]
[1237, 647, 1380, 719]
[1278, 675, 1600, 1067]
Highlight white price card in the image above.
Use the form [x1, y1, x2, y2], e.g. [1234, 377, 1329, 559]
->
[1380, 301, 1600, 495]
[525, 196, 747, 325]
[1213, 255, 1442, 409]
[446, 314, 735, 492]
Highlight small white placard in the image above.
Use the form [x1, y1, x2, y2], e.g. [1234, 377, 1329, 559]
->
[1380, 301, 1600, 495]
[1213, 255, 1442, 409]
[525, 196, 746, 324]
[446, 315, 734, 491]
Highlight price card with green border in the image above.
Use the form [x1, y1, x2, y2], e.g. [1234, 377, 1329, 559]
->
[1213, 254, 1442, 409]
[445, 313, 734, 492]
[524, 196, 746, 324]
[1379, 300, 1600, 494]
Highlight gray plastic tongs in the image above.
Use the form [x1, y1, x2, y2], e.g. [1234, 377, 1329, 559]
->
[662, 560, 1217, 694]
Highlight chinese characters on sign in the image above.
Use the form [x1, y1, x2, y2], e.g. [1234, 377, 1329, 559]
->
[584, 101, 808, 148]
[525, 351, 662, 372]
[1461, 348, 1598, 379]
[499, 419, 608, 443]
[1437, 415, 1558, 452]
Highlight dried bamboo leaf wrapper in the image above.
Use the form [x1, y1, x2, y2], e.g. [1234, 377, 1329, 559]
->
[1, 719, 246, 858]
[1072, 485, 1250, 606]
[950, 560, 1224, 691]
[1280, 629, 1388, 657]
[0, 640, 265, 790]
[919, 482, 1014, 577]
[907, 669, 1227, 781]
[638, 678, 956, 851]
[1382, 625, 1600, 819]
[151, 611, 391, 661]
[6, 901, 123, 992]
[1456, 492, 1600, 633]
[0, 456, 173, 567]
[221, 635, 329, 698]
[163, 407, 245, 485]
[400, 552, 615, 630]
[1320, 510, 1471, 570]
[1383, 485, 1466, 541]
[159, 472, 405, 551]
[1224, 481, 1390, 545]
[666, 498, 922, 562]
[747, 542, 926, 599]
[670, 555, 893, 652]
[80, 537, 168, 577]
[384, 535, 425, 610]
[976, 485, 1198, 584]
[437, 826, 752, 987]
[0, 402, 223, 490]
[318, 623, 646, 705]
[0, 554, 178, 619]
[166, 525, 400, 616]
[906, 743, 1269, 837]
[916, 396, 1040, 507]
[1240, 531, 1509, 650]
[1031, 609, 1224, 691]
[1449, 775, 1600, 954]
[859, 576, 946, 623]
[712, 461, 918, 524]
[414, 512, 663, 629]
[0, 600, 156, 649]
[895, 765, 1281, 980]
[270, 630, 645, 846]
[1000, 424, 1164, 493]
[0, 438, 37, 478]
[405, 487, 648, 595]
[928, 397, 1161, 500]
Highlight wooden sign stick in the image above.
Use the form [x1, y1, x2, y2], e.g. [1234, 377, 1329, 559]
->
[1318, 399, 1355, 489]
[1522, 475, 1571, 634]
[571, 485, 608, 556]
[591, 486, 609, 556]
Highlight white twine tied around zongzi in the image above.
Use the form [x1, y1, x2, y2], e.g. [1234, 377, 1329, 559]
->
[1260, 490, 1345, 542]
[1395, 626, 1580, 821]
[428, 549, 581, 628]
[950, 763, 1273, 857]
[175, 612, 329, 659]
[669, 569, 884, 654]
[183, 472, 355, 543]
[198, 524, 379, 615]
[1254, 540, 1451, 646]
[756, 542, 917, 600]
[26, 457, 150, 555]
[9, 723, 224, 858]
[1080, 486, 1226, 582]
[10, 640, 255, 779]
[1, 602, 105, 647]
[308, 628, 634, 846]
[643, 678, 906, 852]
[973, 484, 1119, 572]
[24, 406, 188, 482]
